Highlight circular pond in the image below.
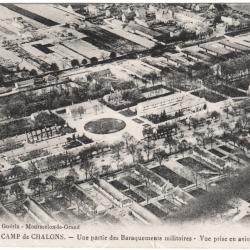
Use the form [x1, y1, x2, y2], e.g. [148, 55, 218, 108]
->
[84, 118, 126, 134]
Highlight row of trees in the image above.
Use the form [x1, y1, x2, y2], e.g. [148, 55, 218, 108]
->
[170, 167, 250, 222]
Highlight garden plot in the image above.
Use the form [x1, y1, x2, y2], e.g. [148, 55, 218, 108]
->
[209, 148, 226, 158]
[177, 157, 219, 178]
[142, 87, 171, 99]
[118, 59, 160, 78]
[0, 118, 32, 140]
[137, 185, 159, 199]
[0, 47, 40, 72]
[188, 188, 207, 198]
[183, 47, 215, 63]
[191, 89, 227, 103]
[110, 180, 128, 192]
[101, 25, 155, 49]
[144, 203, 168, 219]
[0, 5, 46, 29]
[79, 183, 113, 211]
[122, 176, 142, 187]
[63, 39, 109, 60]
[200, 42, 232, 56]
[81, 25, 145, 54]
[210, 85, 247, 98]
[123, 189, 145, 203]
[158, 199, 178, 212]
[18, 149, 49, 162]
[151, 165, 192, 188]
[233, 78, 250, 91]
[142, 56, 172, 69]
[21, 43, 71, 69]
[53, 44, 85, 61]
[164, 52, 195, 67]
[15, 4, 82, 25]
[219, 145, 234, 154]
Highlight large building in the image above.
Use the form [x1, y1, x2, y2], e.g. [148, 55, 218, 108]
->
[137, 92, 206, 116]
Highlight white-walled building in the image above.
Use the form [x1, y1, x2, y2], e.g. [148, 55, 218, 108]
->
[137, 92, 206, 116]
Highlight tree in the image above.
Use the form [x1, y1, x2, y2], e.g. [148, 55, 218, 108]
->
[3, 138, 17, 151]
[77, 106, 85, 118]
[122, 132, 133, 151]
[110, 51, 117, 59]
[10, 183, 25, 200]
[10, 166, 27, 179]
[28, 177, 42, 196]
[50, 63, 59, 71]
[210, 111, 220, 120]
[219, 121, 229, 131]
[127, 140, 138, 163]
[54, 179, 64, 196]
[68, 168, 79, 180]
[101, 165, 111, 175]
[28, 161, 40, 177]
[81, 59, 88, 65]
[30, 69, 38, 77]
[0, 174, 6, 187]
[178, 139, 189, 157]
[111, 141, 124, 166]
[194, 131, 206, 148]
[64, 175, 75, 187]
[90, 57, 98, 64]
[45, 175, 58, 191]
[0, 188, 7, 203]
[144, 72, 158, 87]
[153, 149, 167, 167]
[143, 136, 154, 161]
[71, 59, 80, 67]
[164, 135, 177, 155]
[207, 127, 215, 149]
[80, 158, 93, 179]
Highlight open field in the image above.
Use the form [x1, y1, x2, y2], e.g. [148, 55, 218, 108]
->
[209, 85, 247, 98]
[63, 39, 109, 60]
[81, 25, 145, 54]
[191, 89, 227, 103]
[152, 165, 192, 188]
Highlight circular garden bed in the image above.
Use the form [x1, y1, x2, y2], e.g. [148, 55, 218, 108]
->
[84, 118, 126, 134]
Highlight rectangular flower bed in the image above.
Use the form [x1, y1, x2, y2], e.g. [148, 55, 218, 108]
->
[218, 145, 234, 153]
[210, 85, 247, 97]
[123, 176, 142, 187]
[123, 189, 145, 203]
[209, 148, 226, 158]
[177, 157, 218, 174]
[151, 165, 192, 188]
[191, 89, 226, 103]
[144, 203, 168, 219]
[110, 180, 128, 191]
[137, 185, 158, 199]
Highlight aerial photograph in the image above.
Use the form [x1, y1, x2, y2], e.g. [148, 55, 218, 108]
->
[0, 3, 249, 226]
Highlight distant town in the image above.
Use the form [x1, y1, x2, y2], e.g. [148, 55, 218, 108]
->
[0, 3, 249, 225]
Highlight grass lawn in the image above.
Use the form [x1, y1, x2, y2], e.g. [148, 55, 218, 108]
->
[177, 157, 218, 175]
[84, 118, 126, 134]
[110, 180, 128, 191]
[123, 176, 142, 187]
[209, 148, 226, 158]
[210, 85, 247, 97]
[152, 165, 192, 188]
[137, 185, 158, 199]
[144, 203, 168, 219]
[124, 189, 145, 203]
[219, 145, 234, 153]
[191, 89, 226, 103]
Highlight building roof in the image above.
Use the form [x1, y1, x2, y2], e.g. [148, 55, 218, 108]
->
[128, 22, 162, 37]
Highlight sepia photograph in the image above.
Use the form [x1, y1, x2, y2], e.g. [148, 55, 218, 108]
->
[0, 1, 249, 247]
